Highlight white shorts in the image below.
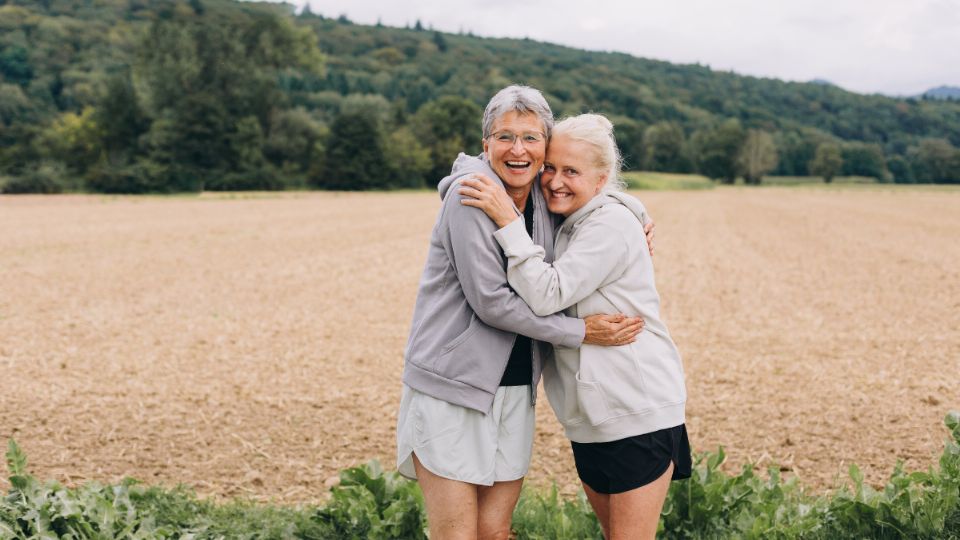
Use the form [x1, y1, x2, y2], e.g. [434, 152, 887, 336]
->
[396, 384, 535, 486]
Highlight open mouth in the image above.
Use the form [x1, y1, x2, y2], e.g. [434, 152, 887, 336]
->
[505, 161, 530, 170]
[548, 190, 573, 199]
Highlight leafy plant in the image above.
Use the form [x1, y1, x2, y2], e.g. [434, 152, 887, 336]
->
[512, 485, 602, 539]
[314, 460, 427, 539]
[2, 412, 958, 539]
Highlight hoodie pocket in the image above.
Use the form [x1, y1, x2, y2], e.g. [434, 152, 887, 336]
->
[575, 348, 651, 426]
[575, 372, 611, 425]
[436, 316, 514, 391]
[441, 314, 481, 354]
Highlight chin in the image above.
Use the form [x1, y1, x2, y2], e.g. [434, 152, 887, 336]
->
[546, 202, 568, 215]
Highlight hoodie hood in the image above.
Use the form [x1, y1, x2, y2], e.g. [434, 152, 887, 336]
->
[563, 190, 650, 232]
[437, 153, 503, 200]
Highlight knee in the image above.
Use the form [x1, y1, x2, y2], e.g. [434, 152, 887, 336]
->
[478, 528, 512, 540]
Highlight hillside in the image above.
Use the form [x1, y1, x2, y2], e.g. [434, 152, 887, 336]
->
[1, 0, 958, 192]
[924, 86, 960, 100]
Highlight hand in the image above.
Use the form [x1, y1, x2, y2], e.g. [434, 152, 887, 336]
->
[582, 314, 644, 346]
[644, 218, 655, 257]
[458, 174, 520, 229]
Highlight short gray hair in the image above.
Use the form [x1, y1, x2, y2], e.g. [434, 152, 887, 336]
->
[482, 85, 554, 139]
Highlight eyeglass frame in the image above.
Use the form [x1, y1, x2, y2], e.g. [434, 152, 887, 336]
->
[485, 130, 547, 147]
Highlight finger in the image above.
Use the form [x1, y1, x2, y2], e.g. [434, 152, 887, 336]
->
[644, 221, 654, 234]
[475, 174, 496, 186]
[458, 187, 485, 199]
[460, 198, 485, 208]
[618, 323, 643, 339]
[623, 325, 643, 339]
[609, 316, 640, 330]
[600, 313, 626, 323]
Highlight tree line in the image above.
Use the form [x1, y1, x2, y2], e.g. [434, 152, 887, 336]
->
[1, 0, 959, 194]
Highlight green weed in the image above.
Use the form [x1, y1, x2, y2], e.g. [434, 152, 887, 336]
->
[3, 412, 958, 539]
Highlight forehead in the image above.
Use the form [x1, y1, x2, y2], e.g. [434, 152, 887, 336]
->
[545, 134, 592, 163]
[491, 111, 544, 133]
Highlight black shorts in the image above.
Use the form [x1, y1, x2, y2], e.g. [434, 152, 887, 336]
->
[571, 424, 692, 495]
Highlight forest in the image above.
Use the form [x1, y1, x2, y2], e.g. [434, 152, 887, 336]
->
[1, 0, 959, 193]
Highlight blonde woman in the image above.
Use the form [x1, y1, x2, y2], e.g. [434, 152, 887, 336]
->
[459, 113, 690, 539]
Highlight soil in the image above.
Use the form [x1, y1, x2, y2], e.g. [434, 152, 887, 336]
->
[1, 187, 958, 504]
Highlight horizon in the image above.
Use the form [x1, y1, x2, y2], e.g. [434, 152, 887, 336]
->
[265, 0, 960, 97]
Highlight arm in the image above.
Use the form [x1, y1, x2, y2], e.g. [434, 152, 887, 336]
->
[493, 215, 628, 317]
[459, 175, 655, 256]
[443, 180, 585, 348]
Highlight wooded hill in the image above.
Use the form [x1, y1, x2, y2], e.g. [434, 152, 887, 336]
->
[1, 0, 959, 193]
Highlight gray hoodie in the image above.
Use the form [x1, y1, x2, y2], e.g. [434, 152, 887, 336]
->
[493, 192, 686, 442]
[402, 153, 585, 414]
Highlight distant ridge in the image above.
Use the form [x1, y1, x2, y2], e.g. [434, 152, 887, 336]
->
[922, 86, 960, 100]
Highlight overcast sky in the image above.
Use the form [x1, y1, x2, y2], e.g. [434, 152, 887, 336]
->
[276, 0, 960, 96]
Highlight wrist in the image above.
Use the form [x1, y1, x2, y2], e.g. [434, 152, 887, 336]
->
[496, 214, 520, 229]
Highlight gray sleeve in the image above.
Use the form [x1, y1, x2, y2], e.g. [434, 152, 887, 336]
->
[441, 186, 585, 348]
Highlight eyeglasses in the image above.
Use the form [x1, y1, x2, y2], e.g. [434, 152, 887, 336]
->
[487, 130, 546, 147]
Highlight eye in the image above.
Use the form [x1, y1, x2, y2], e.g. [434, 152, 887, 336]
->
[522, 133, 542, 143]
[495, 133, 514, 142]
[564, 167, 579, 176]
[542, 164, 555, 173]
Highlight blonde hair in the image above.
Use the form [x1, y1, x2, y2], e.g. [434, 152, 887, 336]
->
[551, 114, 626, 192]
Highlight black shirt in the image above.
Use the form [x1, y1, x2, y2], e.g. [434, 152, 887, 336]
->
[499, 196, 535, 387]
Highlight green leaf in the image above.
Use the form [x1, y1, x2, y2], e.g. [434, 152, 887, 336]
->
[946, 411, 960, 442]
[6, 439, 28, 477]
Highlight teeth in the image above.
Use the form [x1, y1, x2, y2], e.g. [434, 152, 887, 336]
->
[506, 161, 529, 166]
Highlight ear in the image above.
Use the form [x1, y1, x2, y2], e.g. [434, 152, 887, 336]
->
[595, 173, 609, 194]
[482, 137, 490, 157]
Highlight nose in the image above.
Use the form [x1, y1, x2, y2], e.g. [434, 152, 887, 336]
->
[509, 138, 525, 154]
[546, 172, 563, 189]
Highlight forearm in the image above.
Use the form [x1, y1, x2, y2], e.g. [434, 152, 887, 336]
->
[471, 288, 585, 347]
[494, 218, 620, 317]
[446, 191, 584, 348]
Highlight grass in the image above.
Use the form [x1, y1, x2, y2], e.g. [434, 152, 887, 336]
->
[762, 175, 878, 186]
[622, 171, 715, 190]
[3, 412, 959, 539]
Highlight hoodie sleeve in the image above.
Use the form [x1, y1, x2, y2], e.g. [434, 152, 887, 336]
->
[442, 181, 585, 348]
[493, 206, 629, 317]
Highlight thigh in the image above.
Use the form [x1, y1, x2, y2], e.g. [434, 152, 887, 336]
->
[477, 478, 524, 540]
[608, 461, 674, 540]
[413, 453, 478, 540]
[580, 480, 611, 540]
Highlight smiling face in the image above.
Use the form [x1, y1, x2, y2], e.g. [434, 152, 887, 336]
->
[482, 111, 547, 192]
[540, 134, 608, 217]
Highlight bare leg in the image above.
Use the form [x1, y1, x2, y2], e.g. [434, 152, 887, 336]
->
[581, 481, 612, 539]
[477, 478, 524, 540]
[608, 462, 674, 540]
[413, 453, 478, 540]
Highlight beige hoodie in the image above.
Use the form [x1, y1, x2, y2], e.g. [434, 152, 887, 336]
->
[493, 191, 686, 443]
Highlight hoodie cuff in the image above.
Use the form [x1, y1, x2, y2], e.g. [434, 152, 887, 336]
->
[493, 218, 533, 254]
[559, 317, 586, 348]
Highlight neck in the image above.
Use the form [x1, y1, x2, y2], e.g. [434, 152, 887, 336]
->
[505, 184, 531, 210]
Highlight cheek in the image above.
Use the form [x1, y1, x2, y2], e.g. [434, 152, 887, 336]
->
[532, 150, 546, 166]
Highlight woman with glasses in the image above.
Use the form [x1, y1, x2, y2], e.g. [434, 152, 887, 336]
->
[396, 86, 654, 539]
[458, 113, 690, 539]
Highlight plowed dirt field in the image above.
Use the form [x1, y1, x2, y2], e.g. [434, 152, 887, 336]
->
[1, 187, 958, 503]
